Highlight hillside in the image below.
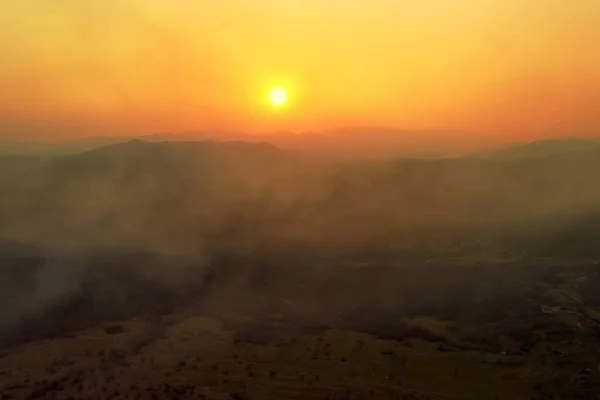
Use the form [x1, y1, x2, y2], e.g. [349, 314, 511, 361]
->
[1, 139, 600, 256]
[2, 140, 600, 399]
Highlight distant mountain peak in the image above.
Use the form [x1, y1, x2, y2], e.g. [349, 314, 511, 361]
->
[475, 137, 600, 159]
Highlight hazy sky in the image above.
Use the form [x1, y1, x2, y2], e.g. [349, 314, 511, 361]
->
[1, 0, 600, 140]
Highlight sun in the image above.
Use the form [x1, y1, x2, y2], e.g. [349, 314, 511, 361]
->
[268, 86, 288, 108]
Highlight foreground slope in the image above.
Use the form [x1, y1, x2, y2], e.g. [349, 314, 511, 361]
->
[1, 257, 600, 399]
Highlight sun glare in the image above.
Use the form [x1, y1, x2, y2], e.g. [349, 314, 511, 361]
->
[268, 86, 288, 108]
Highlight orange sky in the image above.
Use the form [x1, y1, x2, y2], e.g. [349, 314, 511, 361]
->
[1, 0, 600, 141]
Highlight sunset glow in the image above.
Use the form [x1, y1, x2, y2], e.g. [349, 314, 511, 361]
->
[1, 1, 600, 141]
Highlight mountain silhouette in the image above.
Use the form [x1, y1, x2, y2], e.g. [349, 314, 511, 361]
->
[474, 138, 600, 160]
[1, 139, 600, 257]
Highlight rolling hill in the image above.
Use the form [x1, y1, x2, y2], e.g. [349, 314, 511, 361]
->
[1, 139, 600, 257]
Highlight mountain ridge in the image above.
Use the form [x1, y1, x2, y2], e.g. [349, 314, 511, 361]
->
[1, 139, 600, 257]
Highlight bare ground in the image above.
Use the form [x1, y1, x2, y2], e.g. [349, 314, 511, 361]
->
[0, 253, 599, 399]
